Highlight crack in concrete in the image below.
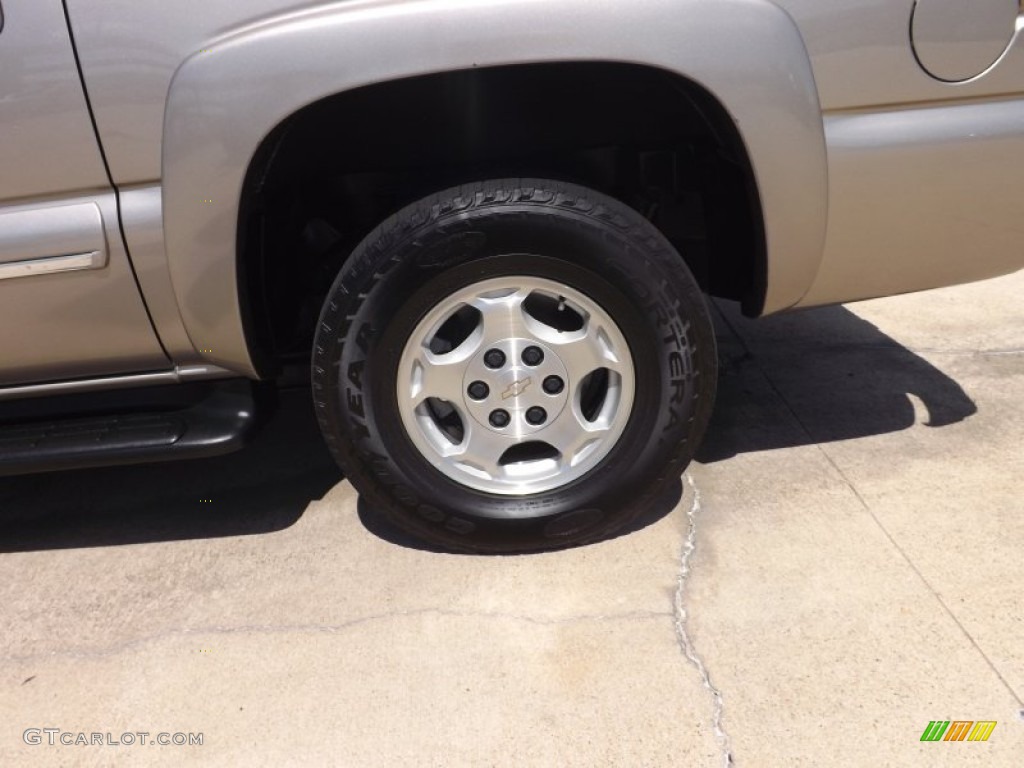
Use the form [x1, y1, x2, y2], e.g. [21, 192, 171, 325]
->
[2, 607, 670, 665]
[673, 473, 734, 768]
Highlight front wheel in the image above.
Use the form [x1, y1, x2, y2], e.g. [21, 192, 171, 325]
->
[312, 179, 716, 553]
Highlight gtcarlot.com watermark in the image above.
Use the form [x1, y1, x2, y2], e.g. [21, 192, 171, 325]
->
[24, 729, 203, 747]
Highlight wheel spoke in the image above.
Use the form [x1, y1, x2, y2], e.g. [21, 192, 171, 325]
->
[470, 289, 532, 346]
[543, 405, 613, 469]
[408, 348, 469, 405]
[549, 322, 626, 380]
[450, 421, 512, 479]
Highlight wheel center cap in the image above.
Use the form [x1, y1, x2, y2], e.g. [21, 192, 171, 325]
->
[463, 338, 569, 436]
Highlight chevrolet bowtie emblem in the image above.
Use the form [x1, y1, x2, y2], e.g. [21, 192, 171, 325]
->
[502, 377, 532, 399]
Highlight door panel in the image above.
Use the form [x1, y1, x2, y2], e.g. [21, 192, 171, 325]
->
[0, 0, 168, 386]
[0, 1, 108, 200]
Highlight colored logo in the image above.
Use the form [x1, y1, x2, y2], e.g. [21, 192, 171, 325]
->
[920, 721, 996, 742]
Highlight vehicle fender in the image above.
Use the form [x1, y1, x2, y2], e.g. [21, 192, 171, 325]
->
[162, 0, 827, 375]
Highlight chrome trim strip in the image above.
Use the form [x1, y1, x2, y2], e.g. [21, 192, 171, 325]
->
[0, 364, 237, 401]
[0, 250, 106, 281]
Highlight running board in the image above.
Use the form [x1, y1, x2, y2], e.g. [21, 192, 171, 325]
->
[0, 379, 260, 476]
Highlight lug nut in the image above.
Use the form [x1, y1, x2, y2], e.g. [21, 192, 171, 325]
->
[542, 375, 564, 395]
[525, 406, 547, 426]
[467, 381, 489, 400]
[484, 349, 506, 369]
[489, 409, 511, 428]
[521, 346, 544, 366]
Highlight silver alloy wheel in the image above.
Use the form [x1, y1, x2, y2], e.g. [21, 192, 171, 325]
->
[397, 276, 635, 496]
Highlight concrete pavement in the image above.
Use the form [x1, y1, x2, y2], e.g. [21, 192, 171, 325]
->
[1, 271, 1022, 766]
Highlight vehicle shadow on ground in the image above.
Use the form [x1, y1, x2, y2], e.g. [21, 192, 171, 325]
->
[697, 300, 977, 462]
[0, 389, 341, 553]
[0, 301, 976, 553]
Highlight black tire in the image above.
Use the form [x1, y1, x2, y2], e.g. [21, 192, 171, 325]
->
[312, 179, 716, 553]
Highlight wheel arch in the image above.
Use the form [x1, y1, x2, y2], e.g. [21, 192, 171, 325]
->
[161, 0, 827, 376]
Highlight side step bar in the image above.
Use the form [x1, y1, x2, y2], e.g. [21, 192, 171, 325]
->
[0, 379, 261, 476]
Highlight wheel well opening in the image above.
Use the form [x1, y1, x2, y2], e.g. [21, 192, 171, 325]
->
[237, 62, 764, 375]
